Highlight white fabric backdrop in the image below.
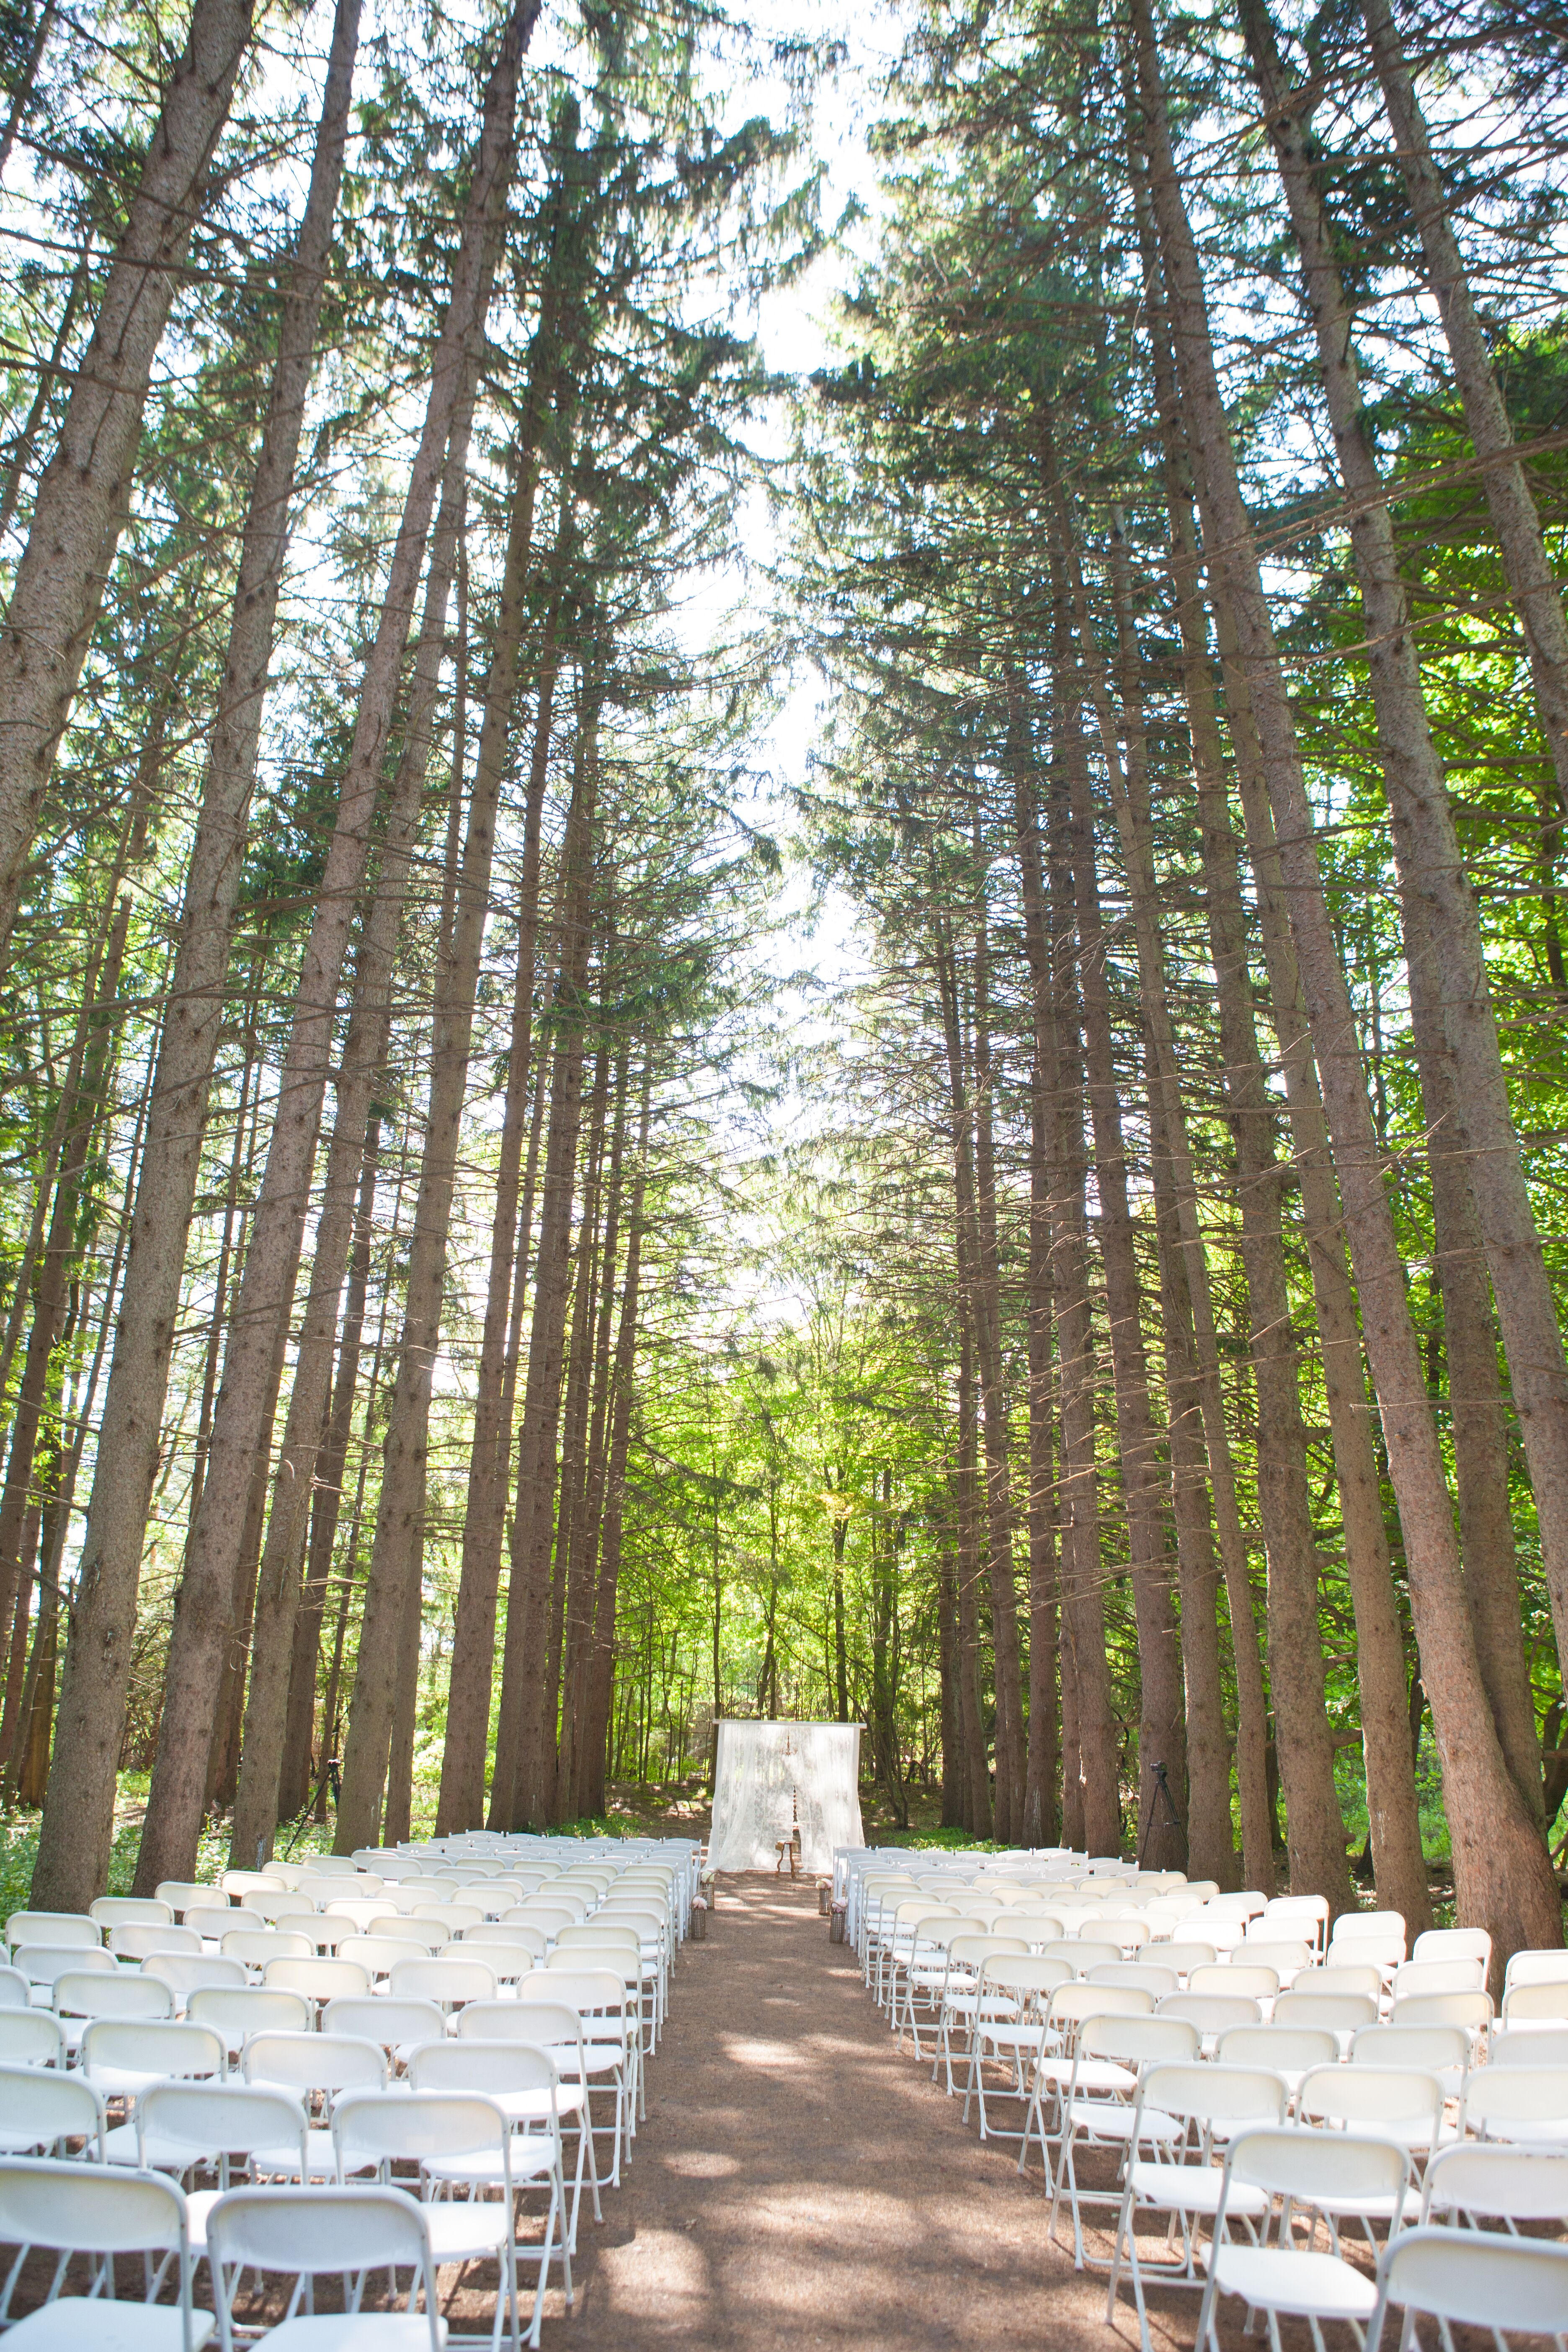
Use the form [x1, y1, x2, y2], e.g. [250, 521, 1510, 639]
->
[707, 1721, 864, 1874]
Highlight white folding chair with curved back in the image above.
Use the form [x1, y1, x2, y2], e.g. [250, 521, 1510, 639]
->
[1105, 2062, 1287, 2352]
[1194, 2128, 1412, 2352]
[332, 2090, 539, 2352]
[446, 2008, 603, 2245]
[205, 2181, 443, 2351]
[0, 2154, 211, 2347]
[1366, 2226, 1568, 2352]
[1050, 2013, 1199, 2265]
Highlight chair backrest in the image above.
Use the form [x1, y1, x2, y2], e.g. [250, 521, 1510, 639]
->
[1047, 1982, 1153, 2030]
[206, 2184, 441, 2352]
[1334, 1908, 1406, 1938]
[1372, 2224, 1568, 2342]
[1421, 2143, 1568, 2226]
[409, 1903, 484, 1934]
[320, 1898, 387, 1932]
[438, 1938, 537, 1983]
[1224, 2122, 1409, 2215]
[1295, 1963, 1384, 1999]
[0, 2010, 64, 2068]
[1078, 2013, 1199, 2068]
[1088, 1962, 1176, 1996]
[106, 1921, 199, 1962]
[0, 1967, 28, 2010]
[1141, 2060, 1286, 2135]
[1060, 1938, 1123, 1973]
[1235, 1941, 1310, 1978]
[1214, 2023, 1337, 2078]
[249, 1889, 317, 1925]
[1392, 1957, 1484, 2001]
[188, 1986, 311, 2046]
[338, 1935, 426, 1980]
[388, 1956, 496, 2006]
[54, 1969, 173, 2023]
[243, 2030, 387, 2099]
[1350, 2023, 1469, 2076]
[154, 1882, 216, 1918]
[1500, 1978, 1568, 2029]
[1327, 1923, 1405, 1968]
[1412, 1926, 1491, 1971]
[80, 2018, 226, 2082]
[1156, 1992, 1261, 2034]
[5, 1912, 99, 1951]
[321, 1995, 445, 2052]
[1189, 1963, 1277, 2001]
[332, 2087, 520, 2176]
[0, 2156, 193, 2329]
[1146, 1941, 1215, 1978]
[983, 1955, 1072, 2005]
[1460, 2064, 1568, 2141]
[0, 2061, 105, 2156]
[1273, 1988, 1378, 2031]
[407, 2038, 563, 2103]
[1002, 1912, 1065, 1946]
[1392, 1990, 1494, 2035]
[190, 1905, 261, 1941]
[370, 1914, 447, 1952]
[1298, 2062, 1444, 2141]
[262, 1955, 370, 2002]
[89, 1897, 173, 1929]
[138, 2080, 309, 2175]
[15, 1943, 116, 1988]
[1502, 1947, 1568, 1991]
[463, 1919, 547, 1957]
[521, 1966, 627, 2020]
[144, 1953, 248, 2002]
[224, 1929, 313, 1968]
[1491, 2024, 1568, 2067]
[556, 1920, 638, 1954]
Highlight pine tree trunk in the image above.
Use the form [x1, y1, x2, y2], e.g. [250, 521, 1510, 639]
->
[1044, 505, 1186, 1868]
[578, 1057, 651, 1820]
[229, 392, 476, 1865]
[335, 452, 553, 1856]
[953, 1328, 993, 1838]
[1243, 0, 1556, 1798]
[122, 10, 532, 1897]
[0, 0, 258, 954]
[276, 1111, 381, 1823]
[1131, 0, 1559, 1955]
[1018, 856, 1060, 1854]
[1028, 760, 1119, 1855]
[560, 1042, 628, 1822]
[545, 1041, 609, 1824]
[26, 0, 374, 1910]
[493, 699, 599, 1830]
[437, 611, 566, 1831]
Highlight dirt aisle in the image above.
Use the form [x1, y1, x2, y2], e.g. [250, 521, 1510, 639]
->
[561, 1870, 1137, 2352]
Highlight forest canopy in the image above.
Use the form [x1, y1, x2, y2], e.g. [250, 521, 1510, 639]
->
[2, 0, 1568, 1964]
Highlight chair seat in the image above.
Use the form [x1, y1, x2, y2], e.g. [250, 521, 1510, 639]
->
[1057, 2061, 1135, 2095]
[2, 2302, 215, 2349]
[1206, 2245, 1377, 2321]
[423, 2141, 558, 2187]
[1067, 2102, 1179, 2143]
[421, 2197, 515, 2260]
[1127, 2162, 1268, 2217]
[486, 2085, 586, 2125]
[977, 2023, 1043, 2052]
[256, 2322, 447, 2349]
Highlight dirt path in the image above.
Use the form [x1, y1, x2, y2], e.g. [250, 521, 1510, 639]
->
[557, 1869, 1154, 2352]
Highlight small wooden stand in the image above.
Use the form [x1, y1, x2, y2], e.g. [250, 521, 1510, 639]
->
[774, 1826, 802, 1877]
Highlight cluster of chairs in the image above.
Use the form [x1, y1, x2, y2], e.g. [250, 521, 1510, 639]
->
[0, 1830, 699, 2346]
[849, 1848, 1568, 2350]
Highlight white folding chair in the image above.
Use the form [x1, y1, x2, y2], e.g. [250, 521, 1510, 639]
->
[1213, 2024, 1336, 2102]
[519, 1968, 638, 2181]
[80, 2019, 227, 2102]
[186, 1985, 309, 2059]
[0, 2063, 106, 2159]
[206, 2181, 442, 2350]
[0, 2012, 64, 2070]
[1296, 2063, 1448, 2175]
[1050, 2013, 1199, 2265]
[1460, 2064, 1568, 2148]
[1420, 2142, 1568, 2232]
[333, 2091, 535, 2350]
[1016, 1982, 1155, 2178]
[90, 1900, 174, 1933]
[1195, 2128, 1411, 2352]
[241, 2029, 385, 2178]
[322, 1996, 446, 2071]
[1106, 2062, 1286, 2352]
[1367, 2224, 1568, 2352]
[0, 2155, 210, 2347]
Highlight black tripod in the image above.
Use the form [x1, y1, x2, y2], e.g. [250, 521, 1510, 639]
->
[1137, 1760, 1182, 1867]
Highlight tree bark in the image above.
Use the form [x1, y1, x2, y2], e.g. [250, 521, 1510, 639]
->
[1131, 0, 1559, 1954]
[119, 7, 534, 1896]
[0, 0, 258, 956]
[1241, 0, 1550, 1813]
[493, 690, 599, 1830]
